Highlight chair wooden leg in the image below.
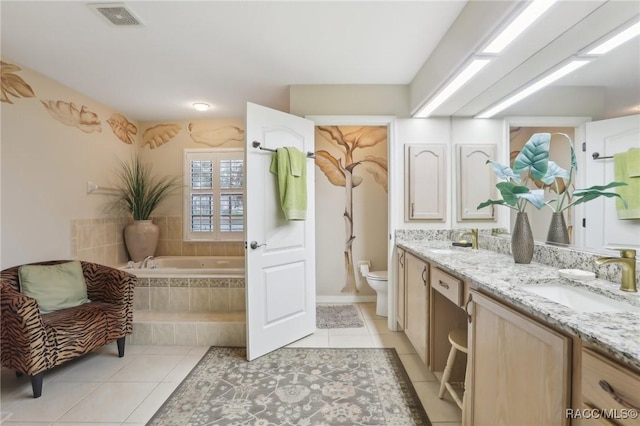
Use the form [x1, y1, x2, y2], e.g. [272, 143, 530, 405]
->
[439, 344, 458, 398]
[117, 336, 126, 357]
[30, 373, 43, 398]
[15, 371, 23, 378]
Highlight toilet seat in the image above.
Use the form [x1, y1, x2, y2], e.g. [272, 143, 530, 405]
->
[366, 270, 387, 281]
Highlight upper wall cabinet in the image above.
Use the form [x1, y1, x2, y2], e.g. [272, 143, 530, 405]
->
[405, 144, 446, 221]
[456, 144, 497, 221]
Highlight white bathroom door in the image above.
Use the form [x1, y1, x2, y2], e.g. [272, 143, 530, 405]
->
[584, 115, 640, 250]
[244, 102, 316, 361]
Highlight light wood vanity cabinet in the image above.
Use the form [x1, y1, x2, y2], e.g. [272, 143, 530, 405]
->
[404, 252, 429, 364]
[396, 248, 406, 330]
[580, 348, 640, 425]
[467, 290, 572, 426]
[456, 144, 497, 221]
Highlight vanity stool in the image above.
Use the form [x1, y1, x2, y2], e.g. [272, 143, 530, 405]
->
[439, 328, 468, 417]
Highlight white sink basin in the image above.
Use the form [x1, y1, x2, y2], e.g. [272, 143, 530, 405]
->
[430, 249, 457, 254]
[522, 285, 637, 313]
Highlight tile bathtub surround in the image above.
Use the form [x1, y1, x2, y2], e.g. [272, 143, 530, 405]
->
[71, 217, 128, 267]
[395, 238, 640, 371]
[134, 276, 246, 313]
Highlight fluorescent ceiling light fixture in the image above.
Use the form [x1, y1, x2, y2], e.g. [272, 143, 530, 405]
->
[414, 59, 491, 118]
[476, 59, 590, 119]
[192, 102, 210, 111]
[483, 0, 557, 54]
[586, 20, 640, 55]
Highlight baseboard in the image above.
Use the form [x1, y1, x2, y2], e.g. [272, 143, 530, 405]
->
[316, 295, 376, 303]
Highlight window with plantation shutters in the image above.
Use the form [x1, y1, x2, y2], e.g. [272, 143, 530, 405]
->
[184, 149, 244, 241]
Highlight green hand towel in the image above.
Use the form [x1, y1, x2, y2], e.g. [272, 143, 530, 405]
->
[614, 152, 640, 219]
[627, 147, 640, 177]
[270, 147, 307, 220]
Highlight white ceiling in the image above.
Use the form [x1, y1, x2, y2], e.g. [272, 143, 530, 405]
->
[1, 1, 639, 122]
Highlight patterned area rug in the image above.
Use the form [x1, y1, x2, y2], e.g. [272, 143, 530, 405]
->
[148, 347, 431, 425]
[316, 304, 365, 329]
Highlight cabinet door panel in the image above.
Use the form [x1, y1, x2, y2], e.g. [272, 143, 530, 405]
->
[406, 144, 446, 220]
[457, 144, 496, 221]
[405, 252, 429, 364]
[468, 291, 571, 426]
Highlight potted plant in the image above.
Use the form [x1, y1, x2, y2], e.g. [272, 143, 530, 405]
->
[477, 133, 548, 264]
[112, 155, 181, 262]
[478, 133, 628, 257]
[524, 133, 627, 245]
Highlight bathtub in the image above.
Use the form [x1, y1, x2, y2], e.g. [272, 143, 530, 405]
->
[121, 256, 245, 278]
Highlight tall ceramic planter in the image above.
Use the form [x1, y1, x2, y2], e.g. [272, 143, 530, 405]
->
[124, 220, 159, 262]
[511, 212, 534, 264]
[546, 211, 570, 245]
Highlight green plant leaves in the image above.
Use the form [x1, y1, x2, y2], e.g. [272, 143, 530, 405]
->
[571, 182, 628, 208]
[487, 160, 521, 184]
[513, 133, 550, 180]
[540, 161, 570, 185]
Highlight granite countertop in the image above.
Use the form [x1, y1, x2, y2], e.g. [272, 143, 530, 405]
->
[396, 238, 640, 371]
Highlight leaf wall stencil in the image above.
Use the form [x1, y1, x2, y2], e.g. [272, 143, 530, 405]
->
[142, 123, 181, 149]
[187, 123, 244, 147]
[1, 61, 35, 103]
[314, 125, 387, 294]
[107, 113, 138, 144]
[41, 100, 102, 133]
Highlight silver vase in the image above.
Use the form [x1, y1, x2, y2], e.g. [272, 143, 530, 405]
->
[546, 211, 570, 245]
[124, 220, 160, 262]
[511, 212, 534, 264]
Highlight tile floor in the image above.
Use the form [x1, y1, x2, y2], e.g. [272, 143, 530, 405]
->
[0, 303, 462, 425]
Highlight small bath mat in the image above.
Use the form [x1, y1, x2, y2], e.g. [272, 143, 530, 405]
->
[316, 304, 365, 329]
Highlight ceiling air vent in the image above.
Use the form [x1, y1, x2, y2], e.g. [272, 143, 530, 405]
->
[89, 3, 142, 26]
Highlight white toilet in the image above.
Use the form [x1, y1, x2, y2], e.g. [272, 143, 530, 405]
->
[360, 264, 388, 317]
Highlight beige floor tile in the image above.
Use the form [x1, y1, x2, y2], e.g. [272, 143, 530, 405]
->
[413, 381, 462, 423]
[108, 355, 185, 382]
[162, 354, 203, 383]
[400, 354, 438, 382]
[52, 352, 135, 382]
[57, 382, 158, 423]
[3, 381, 101, 422]
[327, 326, 370, 336]
[371, 332, 417, 354]
[287, 333, 330, 348]
[141, 345, 194, 355]
[366, 318, 392, 334]
[328, 334, 377, 348]
[124, 382, 178, 423]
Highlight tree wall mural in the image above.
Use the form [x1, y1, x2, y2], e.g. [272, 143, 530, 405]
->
[315, 125, 388, 294]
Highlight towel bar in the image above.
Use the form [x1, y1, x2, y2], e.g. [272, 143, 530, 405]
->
[252, 141, 315, 158]
[592, 152, 613, 160]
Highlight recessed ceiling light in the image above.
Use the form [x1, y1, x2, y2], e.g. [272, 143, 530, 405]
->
[586, 20, 640, 55]
[482, 0, 558, 54]
[476, 59, 590, 118]
[193, 103, 210, 112]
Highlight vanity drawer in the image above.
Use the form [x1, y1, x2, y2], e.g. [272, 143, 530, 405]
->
[582, 348, 640, 425]
[430, 267, 462, 306]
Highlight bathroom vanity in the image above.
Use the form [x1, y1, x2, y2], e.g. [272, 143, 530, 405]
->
[395, 234, 640, 425]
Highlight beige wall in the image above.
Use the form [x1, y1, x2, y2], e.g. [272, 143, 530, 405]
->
[291, 85, 409, 117]
[1, 58, 136, 268]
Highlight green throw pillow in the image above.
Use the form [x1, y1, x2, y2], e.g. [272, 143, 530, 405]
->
[19, 261, 90, 314]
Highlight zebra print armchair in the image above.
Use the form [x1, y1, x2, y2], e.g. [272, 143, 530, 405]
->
[0, 260, 135, 398]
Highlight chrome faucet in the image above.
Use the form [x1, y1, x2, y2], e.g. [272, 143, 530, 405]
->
[140, 255, 154, 269]
[595, 249, 637, 292]
[461, 229, 479, 250]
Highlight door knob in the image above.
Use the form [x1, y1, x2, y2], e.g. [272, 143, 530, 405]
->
[250, 241, 266, 249]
